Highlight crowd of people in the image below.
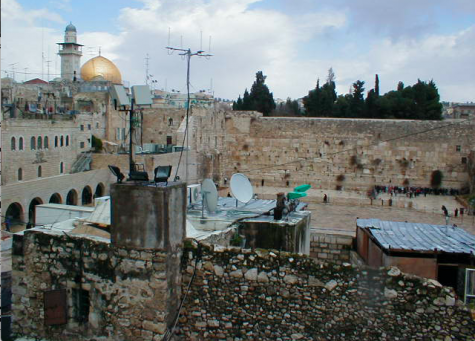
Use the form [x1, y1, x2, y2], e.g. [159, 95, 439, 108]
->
[373, 185, 462, 198]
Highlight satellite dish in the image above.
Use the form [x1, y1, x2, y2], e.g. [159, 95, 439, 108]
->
[230, 173, 253, 203]
[201, 179, 218, 212]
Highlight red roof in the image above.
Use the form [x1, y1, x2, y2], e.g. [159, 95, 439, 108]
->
[24, 78, 48, 85]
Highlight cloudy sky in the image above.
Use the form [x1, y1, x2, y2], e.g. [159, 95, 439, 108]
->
[2, 0, 475, 102]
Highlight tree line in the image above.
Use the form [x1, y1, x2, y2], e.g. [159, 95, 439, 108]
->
[233, 69, 442, 120]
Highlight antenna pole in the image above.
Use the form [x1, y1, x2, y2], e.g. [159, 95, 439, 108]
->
[129, 99, 135, 177]
[165, 45, 213, 184]
[46, 60, 52, 81]
[145, 53, 150, 85]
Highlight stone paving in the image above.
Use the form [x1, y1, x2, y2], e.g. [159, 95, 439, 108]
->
[255, 187, 475, 236]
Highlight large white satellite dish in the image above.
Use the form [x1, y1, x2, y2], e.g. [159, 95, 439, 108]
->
[201, 179, 218, 212]
[230, 173, 253, 203]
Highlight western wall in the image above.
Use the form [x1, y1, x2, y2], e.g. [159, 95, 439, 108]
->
[192, 110, 474, 193]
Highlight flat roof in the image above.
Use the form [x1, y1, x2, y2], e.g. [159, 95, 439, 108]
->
[357, 218, 475, 254]
[36, 204, 95, 213]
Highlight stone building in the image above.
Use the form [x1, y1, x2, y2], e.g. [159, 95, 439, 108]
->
[1, 115, 110, 226]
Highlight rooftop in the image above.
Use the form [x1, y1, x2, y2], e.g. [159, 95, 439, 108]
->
[357, 218, 475, 254]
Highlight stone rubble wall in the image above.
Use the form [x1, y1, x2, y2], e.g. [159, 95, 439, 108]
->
[178, 243, 475, 340]
[12, 230, 178, 341]
[309, 232, 353, 263]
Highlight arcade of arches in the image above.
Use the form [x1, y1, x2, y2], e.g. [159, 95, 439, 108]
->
[4, 182, 106, 228]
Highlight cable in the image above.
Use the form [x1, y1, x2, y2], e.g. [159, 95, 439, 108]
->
[163, 242, 202, 341]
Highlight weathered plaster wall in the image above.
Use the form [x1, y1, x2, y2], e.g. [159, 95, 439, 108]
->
[11, 231, 179, 341]
[178, 244, 475, 340]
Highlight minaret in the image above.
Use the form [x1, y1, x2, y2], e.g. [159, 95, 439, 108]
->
[57, 22, 83, 81]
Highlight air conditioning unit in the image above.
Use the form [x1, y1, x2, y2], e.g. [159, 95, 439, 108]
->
[187, 184, 202, 204]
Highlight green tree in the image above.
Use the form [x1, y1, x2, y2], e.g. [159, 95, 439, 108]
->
[333, 94, 352, 118]
[242, 89, 252, 110]
[273, 98, 302, 117]
[249, 71, 276, 116]
[375, 74, 380, 97]
[350, 80, 365, 117]
[233, 95, 243, 110]
[303, 79, 321, 117]
[304, 68, 337, 117]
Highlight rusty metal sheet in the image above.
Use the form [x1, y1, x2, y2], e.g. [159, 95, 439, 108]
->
[44, 289, 67, 325]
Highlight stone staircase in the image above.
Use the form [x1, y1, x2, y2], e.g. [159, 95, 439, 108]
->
[70, 152, 92, 173]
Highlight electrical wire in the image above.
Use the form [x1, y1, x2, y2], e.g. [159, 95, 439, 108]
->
[163, 242, 202, 341]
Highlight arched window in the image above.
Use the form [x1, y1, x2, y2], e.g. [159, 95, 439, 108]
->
[19, 137, 24, 150]
[66, 135, 69, 146]
[60, 136, 64, 147]
[11, 137, 16, 150]
[168, 118, 173, 126]
[37, 136, 42, 149]
[44, 136, 49, 149]
[55, 136, 58, 147]
[31, 137, 36, 150]
[38, 165, 42, 177]
[60, 162, 64, 174]
[18, 168, 23, 181]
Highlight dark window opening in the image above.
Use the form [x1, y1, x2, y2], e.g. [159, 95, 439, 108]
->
[456, 145, 461, 152]
[261, 179, 265, 186]
[72, 289, 90, 323]
[462, 157, 467, 164]
[286, 181, 290, 187]
[438, 265, 458, 290]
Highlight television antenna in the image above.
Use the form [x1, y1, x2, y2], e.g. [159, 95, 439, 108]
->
[166, 31, 213, 184]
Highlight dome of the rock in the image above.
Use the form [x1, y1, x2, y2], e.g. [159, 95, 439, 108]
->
[80, 56, 122, 84]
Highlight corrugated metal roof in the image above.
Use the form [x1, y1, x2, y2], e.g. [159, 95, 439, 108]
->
[357, 218, 475, 254]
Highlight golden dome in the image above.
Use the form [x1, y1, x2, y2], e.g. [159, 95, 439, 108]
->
[81, 56, 122, 84]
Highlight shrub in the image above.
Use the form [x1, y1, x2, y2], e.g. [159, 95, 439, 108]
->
[91, 135, 103, 152]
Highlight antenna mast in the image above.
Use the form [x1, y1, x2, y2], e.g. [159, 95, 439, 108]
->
[145, 53, 150, 85]
[166, 36, 213, 184]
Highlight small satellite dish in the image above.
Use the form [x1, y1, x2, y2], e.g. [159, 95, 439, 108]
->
[201, 179, 218, 212]
[230, 173, 253, 203]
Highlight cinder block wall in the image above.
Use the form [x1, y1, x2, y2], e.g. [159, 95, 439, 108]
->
[309, 232, 353, 263]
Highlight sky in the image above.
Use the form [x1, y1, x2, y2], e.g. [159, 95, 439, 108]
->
[2, 0, 475, 102]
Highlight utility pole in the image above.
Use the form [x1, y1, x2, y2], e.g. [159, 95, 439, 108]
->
[46, 60, 52, 81]
[9, 63, 18, 81]
[145, 53, 150, 85]
[166, 45, 212, 184]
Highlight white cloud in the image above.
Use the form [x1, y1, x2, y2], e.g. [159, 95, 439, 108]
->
[3, 0, 475, 103]
[1, 0, 64, 80]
